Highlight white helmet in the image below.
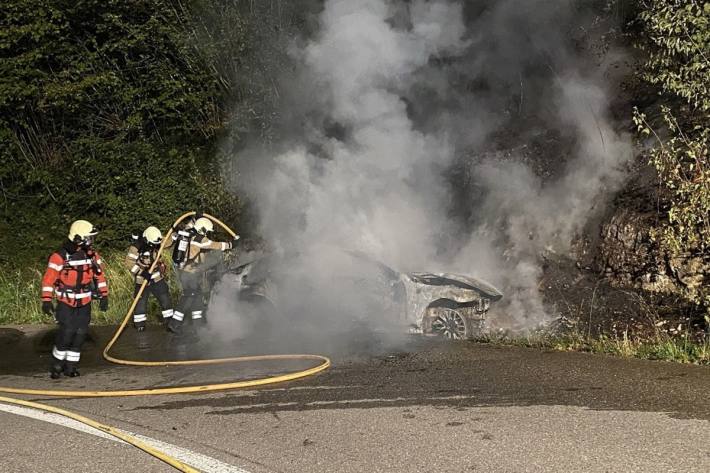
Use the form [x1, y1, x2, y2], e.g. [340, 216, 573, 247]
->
[68, 220, 98, 245]
[143, 226, 162, 245]
[194, 217, 214, 235]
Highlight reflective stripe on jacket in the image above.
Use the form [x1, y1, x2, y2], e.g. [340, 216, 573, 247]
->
[180, 235, 230, 273]
[125, 244, 166, 284]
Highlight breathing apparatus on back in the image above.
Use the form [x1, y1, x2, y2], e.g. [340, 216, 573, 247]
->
[171, 217, 197, 269]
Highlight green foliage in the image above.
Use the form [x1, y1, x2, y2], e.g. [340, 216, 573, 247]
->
[480, 330, 710, 365]
[0, 0, 239, 266]
[637, 1, 710, 111]
[189, 0, 317, 145]
[0, 0, 225, 142]
[633, 106, 710, 256]
[632, 0, 710, 308]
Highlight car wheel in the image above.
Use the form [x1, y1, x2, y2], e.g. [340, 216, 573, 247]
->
[430, 308, 470, 340]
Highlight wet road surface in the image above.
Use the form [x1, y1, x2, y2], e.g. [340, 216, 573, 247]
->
[0, 325, 708, 472]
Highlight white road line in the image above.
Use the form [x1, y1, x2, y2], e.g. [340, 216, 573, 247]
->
[127, 432, 252, 473]
[0, 403, 119, 442]
[0, 403, 251, 473]
[232, 385, 361, 397]
[260, 385, 362, 392]
[216, 394, 479, 411]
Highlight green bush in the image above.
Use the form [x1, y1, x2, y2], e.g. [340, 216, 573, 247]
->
[632, 0, 710, 309]
[0, 0, 239, 266]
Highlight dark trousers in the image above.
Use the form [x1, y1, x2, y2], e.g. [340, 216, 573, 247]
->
[172, 271, 205, 324]
[52, 302, 91, 371]
[133, 279, 173, 326]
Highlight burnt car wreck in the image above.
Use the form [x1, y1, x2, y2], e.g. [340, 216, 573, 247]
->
[209, 250, 503, 340]
[400, 272, 503, 339]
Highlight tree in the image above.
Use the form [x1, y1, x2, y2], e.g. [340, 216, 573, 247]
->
[0, 0, 238, 265]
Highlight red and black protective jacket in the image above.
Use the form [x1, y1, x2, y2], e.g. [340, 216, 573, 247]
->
[41, 241, 109, 307]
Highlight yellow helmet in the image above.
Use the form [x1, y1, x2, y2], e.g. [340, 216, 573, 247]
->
[194, 217, 214, 235]
[143, 226, 162, 245]
[68, 220, 98, 244]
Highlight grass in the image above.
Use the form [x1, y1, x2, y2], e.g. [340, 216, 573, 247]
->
[0, 266, 45, 325]
[0, 251, 179, 326]
[478, 328, 710, 365]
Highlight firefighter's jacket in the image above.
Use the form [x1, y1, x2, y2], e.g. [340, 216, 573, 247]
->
[41, 241, 109, 307]
[176, 233, 231, 273]
[125, 243, 169, 285]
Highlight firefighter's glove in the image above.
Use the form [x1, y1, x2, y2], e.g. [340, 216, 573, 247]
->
[225, 235, 240, 251]
[42, 301, 54, 316]
[99, 297, 109, 312]
[140, 269, 153, 281]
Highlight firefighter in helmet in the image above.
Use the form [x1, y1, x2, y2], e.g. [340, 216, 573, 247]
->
[167, 216, 238, 333]
[125, 226, 173, 331]
[41, 220, 109, 378]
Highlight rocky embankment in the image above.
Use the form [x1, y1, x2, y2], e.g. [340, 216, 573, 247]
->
[597, 164, 708, 319]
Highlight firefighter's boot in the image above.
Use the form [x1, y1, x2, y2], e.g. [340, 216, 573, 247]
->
[167, 318, 183, 334]
[50, 360, 64, 379]
[63, 362, 80, 377]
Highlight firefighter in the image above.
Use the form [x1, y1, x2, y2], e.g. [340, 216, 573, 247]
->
[167, 217, 238, 333]
[125, 226, 173, 331]
[41, 220, 109, 378]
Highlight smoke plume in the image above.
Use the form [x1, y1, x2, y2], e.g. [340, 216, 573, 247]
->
[213, 0, 633, 345]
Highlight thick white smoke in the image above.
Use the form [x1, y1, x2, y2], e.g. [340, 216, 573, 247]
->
[252, 0, 468, 267]
[216, 0, 633, 341]
[453, 75, 633, 327]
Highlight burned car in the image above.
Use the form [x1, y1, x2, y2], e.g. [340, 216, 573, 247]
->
[399, 272, 503, 339]
[209, 250, 502, 340]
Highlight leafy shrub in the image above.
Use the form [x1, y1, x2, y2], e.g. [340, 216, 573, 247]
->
[0, 0, 239, 266]
[632, 0, 709, 309]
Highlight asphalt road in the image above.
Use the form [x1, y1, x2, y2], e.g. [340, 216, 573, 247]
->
[0, 325, 708, 473]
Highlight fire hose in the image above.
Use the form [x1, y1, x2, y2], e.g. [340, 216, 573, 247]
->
[0, 211, 331, 471]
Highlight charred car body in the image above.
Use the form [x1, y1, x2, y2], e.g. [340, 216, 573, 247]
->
[209, 250, 503, 340]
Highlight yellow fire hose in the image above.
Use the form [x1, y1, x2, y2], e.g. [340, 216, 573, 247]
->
[0, 211, 331, 471]
[0, 395, 200, 473]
